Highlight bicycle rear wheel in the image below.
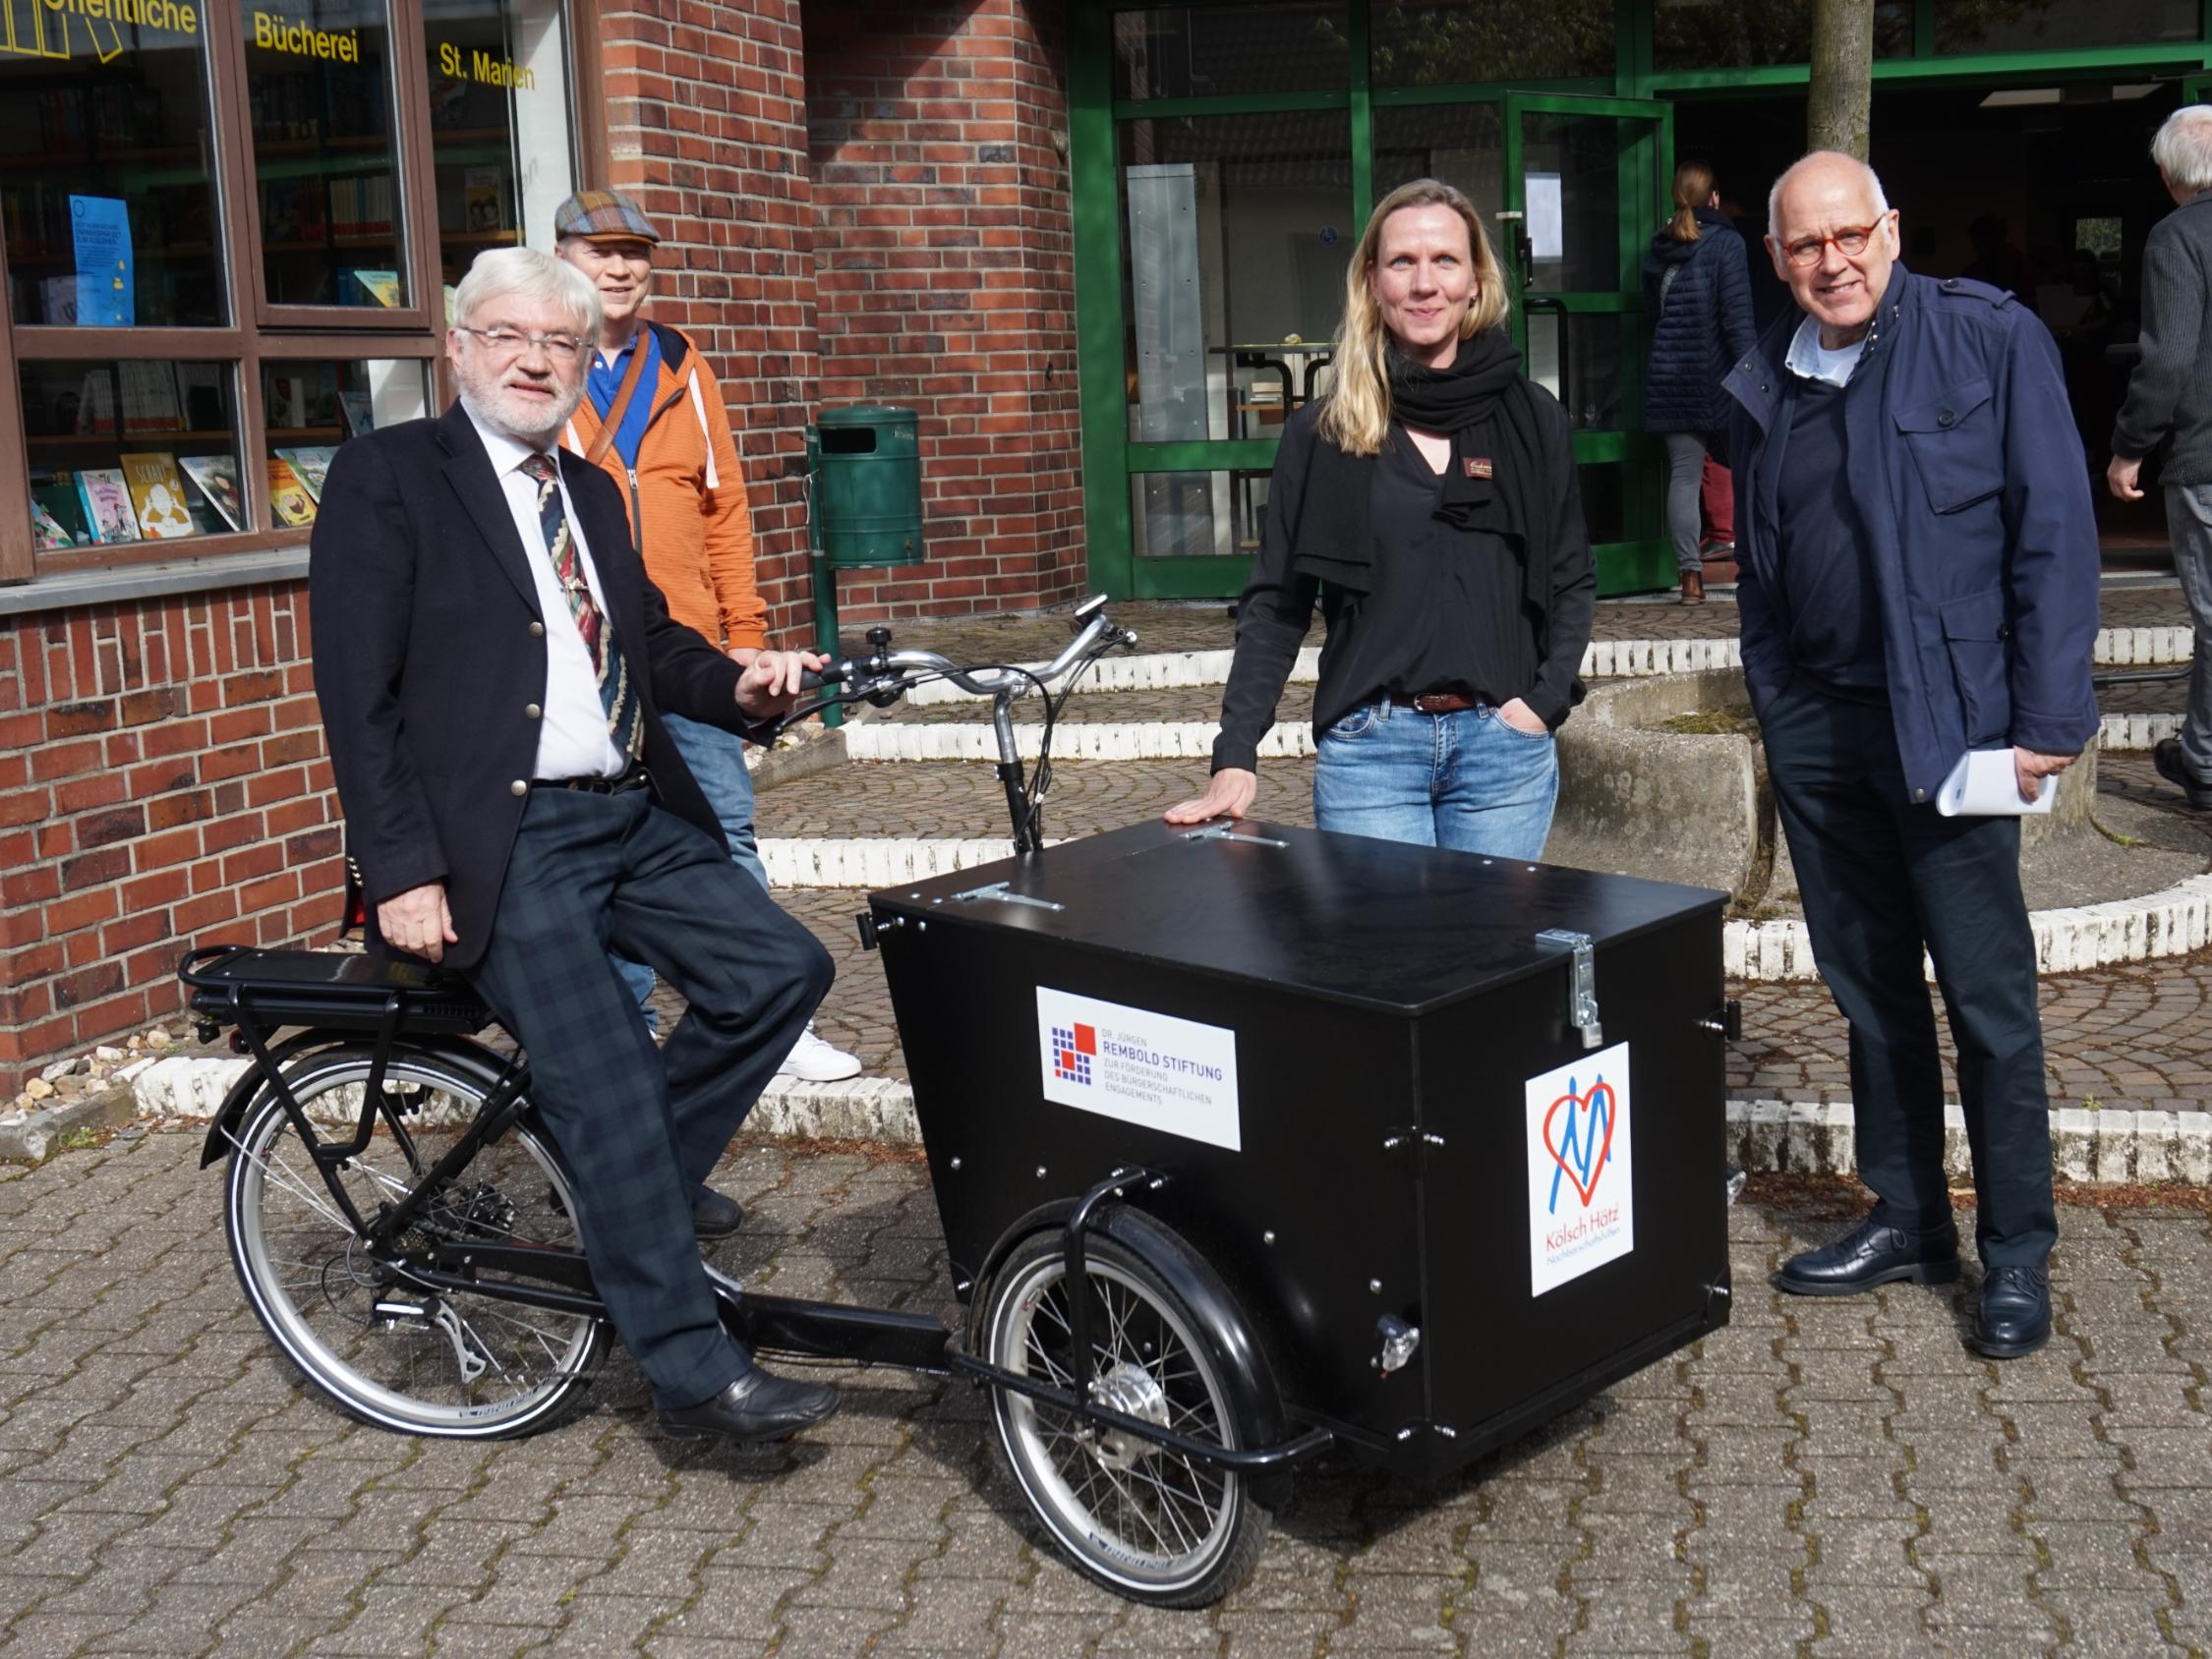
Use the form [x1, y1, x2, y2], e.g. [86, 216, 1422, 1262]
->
[223, 1046, 602, 1438]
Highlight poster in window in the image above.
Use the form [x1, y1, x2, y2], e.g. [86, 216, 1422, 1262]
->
[70, 196, 134, 327]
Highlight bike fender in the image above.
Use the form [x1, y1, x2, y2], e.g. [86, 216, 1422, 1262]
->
[977, 1199, 1292, 1506]
[197, 1033, 514, 1168]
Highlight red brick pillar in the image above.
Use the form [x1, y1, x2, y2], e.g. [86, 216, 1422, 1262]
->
[806, 0, 1083, 618]
[595, 0, 825, 643]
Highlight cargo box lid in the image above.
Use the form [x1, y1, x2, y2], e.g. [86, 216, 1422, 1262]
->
[867, 820, 1726, 1015]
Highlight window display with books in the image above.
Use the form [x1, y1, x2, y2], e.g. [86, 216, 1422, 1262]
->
[246, 0, 410, 308]
[0, 6, 226, 326]
[19, 360, 242, 561]
[260, 358, 432, 527]
[426, 0, 572, 284]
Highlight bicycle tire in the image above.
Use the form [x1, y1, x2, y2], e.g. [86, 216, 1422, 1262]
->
[978, 1229, 1271, 1607]
[223, 1045, 603, 1439]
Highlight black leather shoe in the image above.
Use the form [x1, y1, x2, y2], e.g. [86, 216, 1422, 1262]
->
[1775, 1215, 1960, 1296]
[658, 1368, 841, 1444]
[1973, 1265, 2052, 1359]
[2154, 738, 2212, 810]
[691, 1185, 744, 1240]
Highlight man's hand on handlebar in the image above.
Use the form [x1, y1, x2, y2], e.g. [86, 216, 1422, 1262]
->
[1164, 768, 1257, 826]
[378, 882, 458, 964]
[735, 649, 831, 720]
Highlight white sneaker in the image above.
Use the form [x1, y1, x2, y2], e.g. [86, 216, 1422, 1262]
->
[777, 1023, 861, 1082]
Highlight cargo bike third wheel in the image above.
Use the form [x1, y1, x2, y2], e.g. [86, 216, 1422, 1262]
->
[974, 1218, 1274, 1607]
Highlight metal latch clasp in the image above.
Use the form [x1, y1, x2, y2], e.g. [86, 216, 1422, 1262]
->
[1181, 826, 1289, 848]
[1535, 928, 1602, 1050]
[952, 881, 1065, 913]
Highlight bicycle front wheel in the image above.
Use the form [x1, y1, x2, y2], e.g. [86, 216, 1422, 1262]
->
[223, 1047, 602, 1439]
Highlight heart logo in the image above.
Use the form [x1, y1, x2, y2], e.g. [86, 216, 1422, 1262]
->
[1543, 1076, 1616, 1210]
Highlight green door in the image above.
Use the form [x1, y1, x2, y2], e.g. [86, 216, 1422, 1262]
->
[1498, 91, 1675, 596]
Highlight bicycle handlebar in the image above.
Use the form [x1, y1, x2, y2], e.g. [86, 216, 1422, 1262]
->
[779, 600, 1135, 731]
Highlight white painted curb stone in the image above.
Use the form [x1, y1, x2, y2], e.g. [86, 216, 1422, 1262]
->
[132, 1057, 2211, 1187]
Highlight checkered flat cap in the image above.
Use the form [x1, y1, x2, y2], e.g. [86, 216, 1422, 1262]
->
[553, 191, 661, 245]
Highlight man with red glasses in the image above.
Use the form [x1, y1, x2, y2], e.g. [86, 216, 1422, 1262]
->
[1722, 151, 2100, 1359]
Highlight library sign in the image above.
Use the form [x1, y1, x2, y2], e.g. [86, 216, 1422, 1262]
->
[253, 10, 361, 61]
[435, 39, 536, 89]
[34, 0, 200, 40]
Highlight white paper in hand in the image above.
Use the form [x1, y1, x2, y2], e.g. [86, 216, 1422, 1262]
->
[1935, 747, 2056, 817]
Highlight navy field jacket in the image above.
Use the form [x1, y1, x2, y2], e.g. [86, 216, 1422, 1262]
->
[1722, 267, 2101, 805]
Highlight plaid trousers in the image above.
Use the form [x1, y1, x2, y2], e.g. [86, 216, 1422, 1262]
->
[469, 786, 834, 1407]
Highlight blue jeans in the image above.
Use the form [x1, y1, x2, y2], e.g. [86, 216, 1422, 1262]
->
[614, 712, 769, 1020]
[1311, 697, 1559, 861]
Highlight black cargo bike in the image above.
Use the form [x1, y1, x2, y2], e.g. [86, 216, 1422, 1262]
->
[180, 597, 1740, 1607]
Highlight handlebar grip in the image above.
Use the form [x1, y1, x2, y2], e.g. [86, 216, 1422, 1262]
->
[798, 661, 847, 692]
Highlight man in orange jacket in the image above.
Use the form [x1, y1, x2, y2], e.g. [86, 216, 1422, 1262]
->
[555, 191, 859, 1086]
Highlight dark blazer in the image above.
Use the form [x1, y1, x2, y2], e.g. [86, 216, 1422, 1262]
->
[310, 400, 755, 970]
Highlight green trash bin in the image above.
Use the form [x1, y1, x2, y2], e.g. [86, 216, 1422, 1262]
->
[805, 407, 923, 725]
[806, 406, 923, 567]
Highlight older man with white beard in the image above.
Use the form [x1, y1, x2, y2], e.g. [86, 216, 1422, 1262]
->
[308, 247, 844, 1446]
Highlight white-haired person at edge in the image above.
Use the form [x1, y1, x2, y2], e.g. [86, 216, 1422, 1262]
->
[1166, 178, 1597, 860]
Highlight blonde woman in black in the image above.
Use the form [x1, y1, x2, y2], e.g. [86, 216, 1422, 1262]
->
[1167, 179, 1595, 859]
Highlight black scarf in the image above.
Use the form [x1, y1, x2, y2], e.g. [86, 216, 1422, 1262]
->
[1295, 329, 1554, 622]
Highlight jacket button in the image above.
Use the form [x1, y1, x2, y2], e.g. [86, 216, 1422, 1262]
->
[510, 779, 528, 797]
[528, 621, 545, 638]
[1937, 409, 1955, 428]
[525, 704, 542, 719]
[1913, 788, 1927, 801]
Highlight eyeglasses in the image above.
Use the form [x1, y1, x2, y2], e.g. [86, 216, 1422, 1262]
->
[1778, 221, 1887, 267]
[455, 325, 589, 363]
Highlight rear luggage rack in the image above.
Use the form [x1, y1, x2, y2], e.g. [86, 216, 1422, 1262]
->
[179, 945, 494, 1037]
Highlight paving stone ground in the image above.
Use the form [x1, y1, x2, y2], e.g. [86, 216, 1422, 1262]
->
[3, 1132, 2207, 1658]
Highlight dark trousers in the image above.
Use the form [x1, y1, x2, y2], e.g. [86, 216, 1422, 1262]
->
[1762, 683, 2057, 1267]
[468, 786, 834, 1407]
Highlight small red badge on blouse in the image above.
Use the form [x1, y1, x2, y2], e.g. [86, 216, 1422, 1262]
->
[1465, 457, 1493, 479]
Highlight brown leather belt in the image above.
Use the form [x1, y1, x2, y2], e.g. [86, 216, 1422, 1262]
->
[1390, 691, 1479, 715]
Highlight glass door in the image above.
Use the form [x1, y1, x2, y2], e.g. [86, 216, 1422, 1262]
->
[1498, 92, 1674, 595]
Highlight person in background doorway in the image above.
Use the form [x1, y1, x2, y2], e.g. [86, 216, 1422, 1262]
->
[1730, 152, 2099, 1360]
[1643, 161, 1756, 603]
[1165, 179, 1595, 859]
[1964, 214, 2040, 317]
[553, 191, 860, 1086]
[2108, 104, 2212, 813]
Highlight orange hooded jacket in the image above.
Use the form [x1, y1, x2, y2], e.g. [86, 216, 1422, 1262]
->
[560, 319, 768, 653]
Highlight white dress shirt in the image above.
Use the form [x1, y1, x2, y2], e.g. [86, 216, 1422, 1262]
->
[463, 402, 629, 780]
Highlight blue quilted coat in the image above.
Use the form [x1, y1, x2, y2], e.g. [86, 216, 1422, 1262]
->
[1642, 207, 1758, 435]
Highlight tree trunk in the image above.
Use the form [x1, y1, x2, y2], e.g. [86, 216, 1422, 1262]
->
[1806, 0, 1877, 158]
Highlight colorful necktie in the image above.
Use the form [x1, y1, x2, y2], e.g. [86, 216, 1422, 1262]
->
[517, 453, 643, 761]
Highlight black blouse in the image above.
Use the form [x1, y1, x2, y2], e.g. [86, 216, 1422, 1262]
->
[1210, 397, 1595, 775]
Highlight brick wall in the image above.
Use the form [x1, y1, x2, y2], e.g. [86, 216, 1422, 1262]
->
[0, 585, 343, 1095]
[596, 0, 825, 645]
[804, 0, 1086, 622]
